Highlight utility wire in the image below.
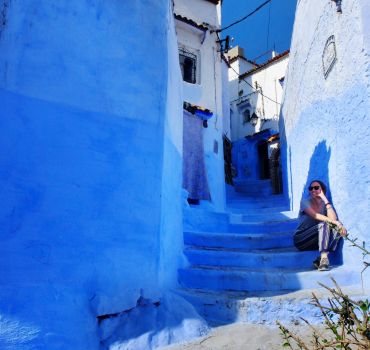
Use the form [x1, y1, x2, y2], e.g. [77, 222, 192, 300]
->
[214, 0, 272, 33]
[266, 0, 272, 51]
[228, 61, 281, 105]
[211, 0, 280, 106]
[215, 31, 280, 105]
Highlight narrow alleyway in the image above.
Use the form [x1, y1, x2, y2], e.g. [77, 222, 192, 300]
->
[177, 181, 359, 326]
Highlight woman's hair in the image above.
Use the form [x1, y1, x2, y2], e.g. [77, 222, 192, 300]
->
[310, 179, 327, 194]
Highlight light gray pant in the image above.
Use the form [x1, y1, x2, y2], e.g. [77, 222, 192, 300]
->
[294, 222, 341, 252]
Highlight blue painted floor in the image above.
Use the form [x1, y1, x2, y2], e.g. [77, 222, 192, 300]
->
[178, 182, 359, 325]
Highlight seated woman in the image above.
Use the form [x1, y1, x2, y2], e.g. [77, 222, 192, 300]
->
[294, 180, 347, 271]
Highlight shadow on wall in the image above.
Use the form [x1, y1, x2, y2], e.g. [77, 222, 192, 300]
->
[98, 293, 208, 349]
[300, 140, 343, 266]
[301, 140, 331, 202]
[278, 108, 290, 206]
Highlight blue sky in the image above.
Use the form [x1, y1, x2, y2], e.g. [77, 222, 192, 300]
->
[221, 0, 298, 62]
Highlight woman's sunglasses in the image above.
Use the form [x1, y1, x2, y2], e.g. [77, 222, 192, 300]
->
[309, 185, 320, 191]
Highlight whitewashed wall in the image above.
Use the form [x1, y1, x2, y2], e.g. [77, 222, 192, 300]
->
[175, 0, 220, 27]
[280, 0, 370, 283]
[230, 54, 289, 141]
[175, 0, 226, 211]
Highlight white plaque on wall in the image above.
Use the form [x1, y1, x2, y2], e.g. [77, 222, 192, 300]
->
[322, 35, 337, 78]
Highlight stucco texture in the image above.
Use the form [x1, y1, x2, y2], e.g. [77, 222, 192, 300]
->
[280, 0, 370, 282]
[0, 1, 190, 349]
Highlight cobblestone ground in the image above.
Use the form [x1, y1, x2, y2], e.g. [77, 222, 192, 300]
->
[161, 323, 319, 350]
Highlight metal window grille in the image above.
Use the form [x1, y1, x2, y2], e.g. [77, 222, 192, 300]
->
[179, 48, 197, 84]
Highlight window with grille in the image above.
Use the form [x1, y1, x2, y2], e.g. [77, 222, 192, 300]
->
[179, 47, 198, 84]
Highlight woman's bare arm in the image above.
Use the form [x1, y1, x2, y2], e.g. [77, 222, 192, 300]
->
[318, 192, 337, 221]
[303, 206, 347, 236]
[303, 206, 337, 224]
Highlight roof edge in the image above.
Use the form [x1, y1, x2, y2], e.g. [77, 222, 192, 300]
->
[228, 55, 258, 67]
[203, 0, 220, 4]
[239, 50, 289, 80]
[174, 13, 208, 32]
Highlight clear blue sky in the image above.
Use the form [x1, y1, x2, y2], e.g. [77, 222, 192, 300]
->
[221, 0, 298, 62]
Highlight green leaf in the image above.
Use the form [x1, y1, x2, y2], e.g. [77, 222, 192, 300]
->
[360, 302, 368, 312]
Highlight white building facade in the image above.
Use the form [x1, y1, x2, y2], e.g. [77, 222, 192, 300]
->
[174, 0, 229, 211]
[228, 48, 289, 141]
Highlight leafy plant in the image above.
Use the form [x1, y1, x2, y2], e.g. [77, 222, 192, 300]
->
[278, 236, 370, 349]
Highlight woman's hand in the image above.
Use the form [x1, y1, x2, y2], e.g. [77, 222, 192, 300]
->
[334, 220, 347, 236]
[318, 191, 328, 203]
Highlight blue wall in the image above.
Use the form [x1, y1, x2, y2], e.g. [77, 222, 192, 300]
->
[0, 1, 185, 348]
[280, 0, 370, 288]
[232, 129, 276, 181]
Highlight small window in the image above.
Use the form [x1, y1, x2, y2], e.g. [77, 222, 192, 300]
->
[179, 47, 198, 84]
[243, 109, 251, 124]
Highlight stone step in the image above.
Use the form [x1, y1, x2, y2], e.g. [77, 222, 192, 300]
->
[233, 179, 273, 196]
[234, 187, 273, 196]
[233, 179, 271, 189]
[233, 179, 272, 185]
[184, 246, 318, 269]
[226, 205, 290, 214]
[184, 231, 293, 250]
[175, 282, 364, 326]
[185, 213, 298, 233]
[178, 265, 358, 292]
[228, 219, 298, 233]
[227, 195, 286, 202]
[229, 212, 298, 224]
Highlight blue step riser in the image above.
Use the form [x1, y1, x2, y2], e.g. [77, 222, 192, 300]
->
[228, 222, 297, 233]
[227, 206, 290, 213]
[187, 223, 296, 233]
[179, 293, 324, 326]
[240, 213, 297, 221]
[184, 233, 293, 250]
[235, 186, 272, 193]
[184, 223, 297, 234]
[179, 269, 359, 292]
[235, 184, 271, 190]
[235, 191, 272, 196]
[233, 180, 271, 187]
[184, 250, 317, 269]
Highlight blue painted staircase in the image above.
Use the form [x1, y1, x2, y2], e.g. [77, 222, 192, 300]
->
[177, 184, 359, 325]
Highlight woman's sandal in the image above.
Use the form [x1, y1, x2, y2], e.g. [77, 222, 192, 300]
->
[318, 256, 330, 271]
[313, 256, 321, 269]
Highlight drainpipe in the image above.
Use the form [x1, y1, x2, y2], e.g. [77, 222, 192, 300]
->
[200, 30, 207, 44]
[255, 82, 265, 118]
[274, 79, 279, 117]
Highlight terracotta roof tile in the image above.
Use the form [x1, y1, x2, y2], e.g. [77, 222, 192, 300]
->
[267, 133, 280, 143]
[174, 13, 208, 31]
[203, 0, 220, 4]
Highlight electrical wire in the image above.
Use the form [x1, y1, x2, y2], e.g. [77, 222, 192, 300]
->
[220, 33, 281, 105]
[266, 0, 272, 51]
[225, 51, 281, 106]
[214, 29, 280, 105]
[214, 0, 272, 33]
